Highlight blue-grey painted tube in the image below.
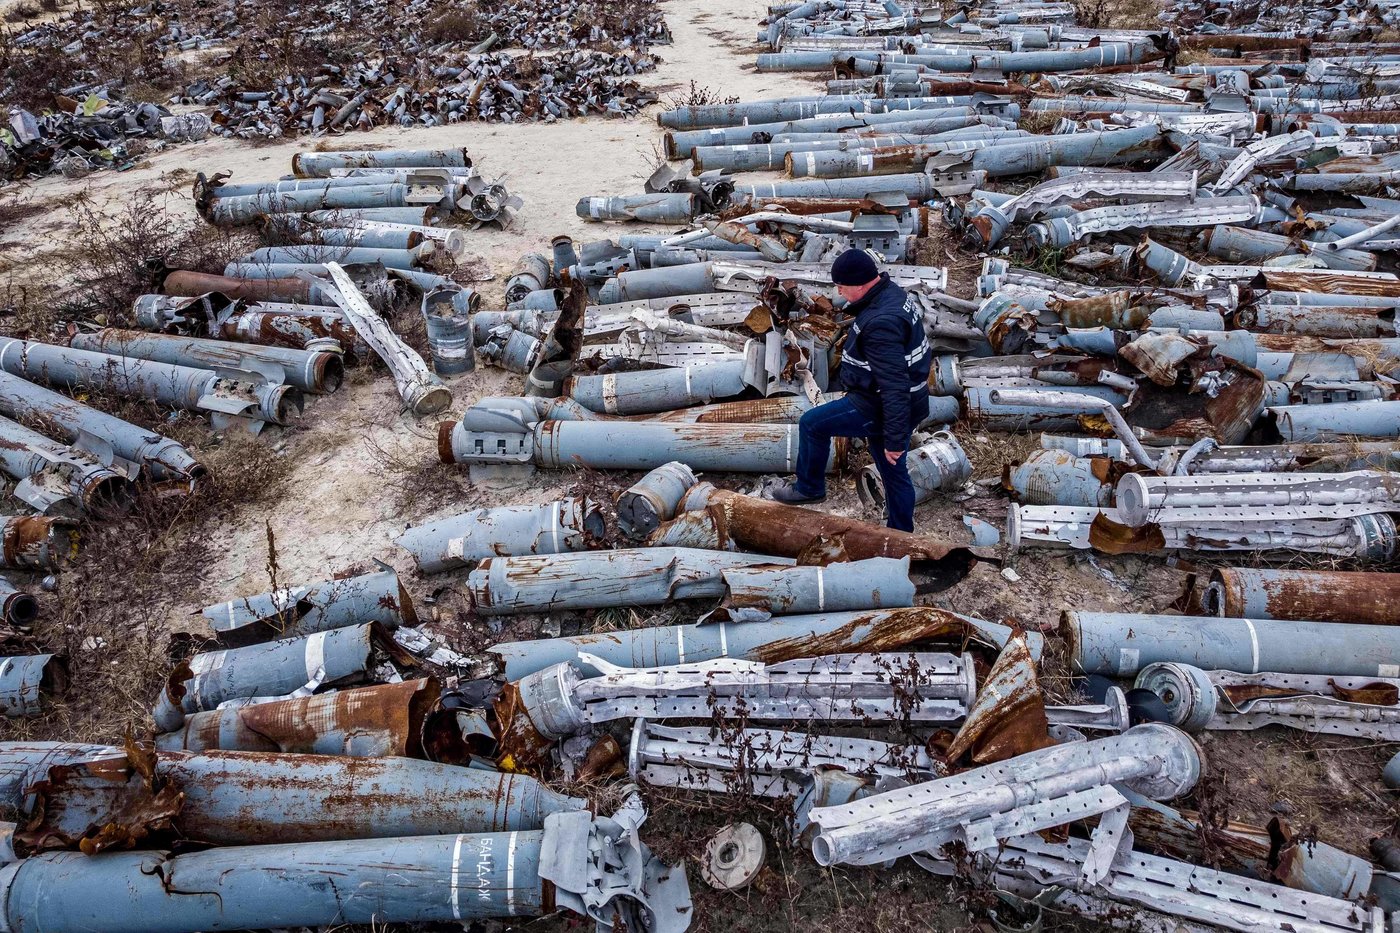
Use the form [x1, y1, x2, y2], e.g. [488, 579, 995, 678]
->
[1062, 611, 1400, 677]
[720, 556, 914, 615]
[0, 656, 65, 718]
[490, 607, 1030, 681]
[292, 148, 472, 177]
[295, 225, 419, 249]
[0, 833, 549, 931]
[597, 263, 716, 303]
[506, 289, 564, 313]
[68, 329, 343, 395]
[504, 254, 552, 304]
[0, 743, 124, 818]
[1028, 96, 1201, 113]
[694, 123, 986, 172]
[200, 569, 414, 647]
[0, 371, 202, 482]
[757, 43, 1154, 73]
[154, 622, 401, 730]
[968, 124, 1165, 178]
[665, 106, 978, 158]
[576, 194, 696, 223]
[730, 173, 940, 202]
[213, 175, 456, 199]
[243, 244, 431, 271]
[568, 362, 747, 415]
[1202, 226, 1376, 272]
[0, 414, 131, 516]
[1270, 400, 1400, 440]
[0, 579, 36, 629]
[468, 548, 791, 614]
[156, 752, 586, 844]
[0, 338, 300, 429]
[305, 207, 438, 225]
[208, 184, 428, 224]
[530, 420, 829, 472]
[658, 95, 992, 129]
[788, 133, 1028, 177]
[617, 462, 698, 538]
[397, 499, 605, 574]
[1234, 303, 1392, 340]
[1385, 751, 1400, 789]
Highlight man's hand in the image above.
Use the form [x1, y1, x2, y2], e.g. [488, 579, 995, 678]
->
[884, 449, 903, 466]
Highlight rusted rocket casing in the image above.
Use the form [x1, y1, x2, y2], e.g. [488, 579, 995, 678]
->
[1205, 567, 1400, 625]
[153, 678, 457, 760]
[674, 483, 975, 570]
[18, 749, 587, 850]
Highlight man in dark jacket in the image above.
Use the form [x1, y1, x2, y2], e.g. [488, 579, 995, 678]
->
[773, 248, 931, 531]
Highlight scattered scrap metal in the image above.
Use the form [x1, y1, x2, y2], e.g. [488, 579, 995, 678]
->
[1, 0, 668, 178]
[9, 0, 1400, 930]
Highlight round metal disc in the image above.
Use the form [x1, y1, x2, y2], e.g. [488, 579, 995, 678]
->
[701, 823, 765, 891]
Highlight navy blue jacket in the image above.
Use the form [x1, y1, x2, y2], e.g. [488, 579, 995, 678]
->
[838, 273, 931, 450]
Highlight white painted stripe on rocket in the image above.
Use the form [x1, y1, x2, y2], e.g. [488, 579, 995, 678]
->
[817, 567, 826, 611]
[602, 373, 619, 414]
[548, 502, 561, 552]
[304, 630, 328, 684]
[450, 833, 465, 920]
[719, 622, 729, 658]
[1243, 618, 1259, 673]
[505, 831, 519, 914]
[676, 625, 686, 663]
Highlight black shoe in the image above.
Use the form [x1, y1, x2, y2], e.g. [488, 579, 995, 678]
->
[772, 483, 826, 505]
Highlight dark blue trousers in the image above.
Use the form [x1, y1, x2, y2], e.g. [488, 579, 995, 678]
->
[792, 396, 917, 532]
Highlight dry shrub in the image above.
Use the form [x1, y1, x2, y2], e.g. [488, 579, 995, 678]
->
[3, 2, 37, 21]
[424, 6, 485, 42]
[45, 192, 258, 327]
[666, 79, 740, 109]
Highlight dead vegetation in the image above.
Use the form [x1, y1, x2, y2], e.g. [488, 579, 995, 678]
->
[1073, 0, 1163, 30]
[667, 80, 742, 109]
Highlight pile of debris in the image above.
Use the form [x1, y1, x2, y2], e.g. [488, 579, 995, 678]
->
[2, 100, 210, 181]
[1, 0, 669, 164]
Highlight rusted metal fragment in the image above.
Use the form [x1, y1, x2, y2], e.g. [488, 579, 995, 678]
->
[750, 607, 999, 665]
[1250, 270, 1400, 296]
[492, 679, 557, 774]
[161, 270, 315, 303]
[1087, 514, 1167, 554]
[1051, 291, 1158, 330]
[154, 678, 460, 761]
[1124, 358, 1265, 445]
[0, 516, 77, 571]
[18, 740, 182, 856]
[944, 631, 1053, 765]
[1207, 567, 1400, 625]
[679, 485, 975, 577]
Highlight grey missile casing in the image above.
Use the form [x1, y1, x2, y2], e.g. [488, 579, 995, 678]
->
[153, 622, 403, 730]
[658, 94, 984, 129]
[664, 106, 980, 158]
[0, 656, 65, 718]
[729, 173, 943, 204]
[0, 742, 124, 819]
[421, 286, 474, 376]
[568, 362, 748, 414]
[467, 547, 793, 615]
[857, 431, 971, 508]
[396, 498, 605, 574]
[241, 244, 434, 272]
[207, 183, 446, 225]
[576, 194, 697, 223]
[0, 414, 132, 516]
[0, 579, 37, 629]
[292, 147, 473, 177]
[490, 607, 1035, 681]
[441, 417, 836, 473]
[1063, 611, 1400, 677]
[0, 819, 685, 933]
[1269, 400, 1400, 440]
[30, 750, 586, 845]
[200, 568, 416, 647]
[305, 207, 439, 225]
[0, 337, 299, 431]
[616, 462, 698, 539]
[718, 556, 915, 616]
[68, 328, 345, 395]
